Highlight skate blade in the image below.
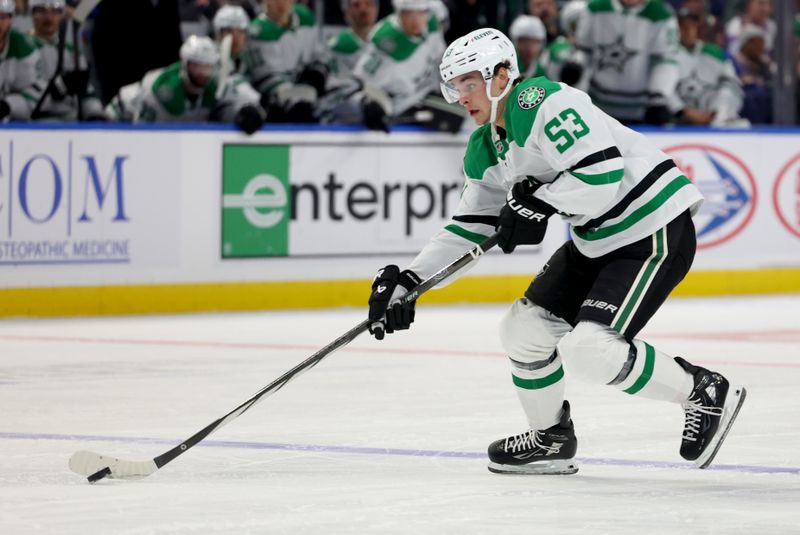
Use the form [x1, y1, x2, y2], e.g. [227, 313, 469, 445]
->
[488, 459, 578, 475]
[696, 385, 747, 469]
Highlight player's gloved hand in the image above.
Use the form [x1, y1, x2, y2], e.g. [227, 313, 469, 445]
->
[297, 62, 328, 96]
[559, 61, 583, 86]
[234, 104, 266, 134]
[644, 104, 671, 125]
[62, 70, 90, 96]
[496, 180, 556, 254]
[367, 265, 422, 340]
[0, 99, 10, 120]
[363, 98, 391, 132]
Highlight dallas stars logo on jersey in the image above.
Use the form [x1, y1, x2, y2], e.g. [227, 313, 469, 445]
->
[518, 87, 546, 110]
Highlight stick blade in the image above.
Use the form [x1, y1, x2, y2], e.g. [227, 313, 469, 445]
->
[69, 450, 158, 482]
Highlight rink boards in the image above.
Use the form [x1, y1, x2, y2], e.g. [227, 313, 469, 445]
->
[0, 124, 798, 316]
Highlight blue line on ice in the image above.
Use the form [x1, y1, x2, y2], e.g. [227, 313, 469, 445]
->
[1, 431, 797, 475]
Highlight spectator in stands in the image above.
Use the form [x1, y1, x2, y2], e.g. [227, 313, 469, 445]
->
[246, 0, 329, 122]
[528, 0, 560, 43]
[28, 0, 107, 121]
[576, 0, 680, 125]
[732, 23, 774, 123]
[509, 15, 547, 78]
[0, 0, 45, 121]
[670, 8, 745, 126]
[540, 0, 585, 85]
[106, 35, 266, 134]
[327, 0, 378, 79]
[725, 0, 775, 57]
[677, 0, 724, 46]
[213, 4, 250, 75]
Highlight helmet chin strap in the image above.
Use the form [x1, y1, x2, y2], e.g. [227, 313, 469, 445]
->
[485, 75, 514, 124]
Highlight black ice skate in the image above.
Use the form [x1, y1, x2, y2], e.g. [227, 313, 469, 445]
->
[487, 400, 578, 475]
[675, 357, 747, 469]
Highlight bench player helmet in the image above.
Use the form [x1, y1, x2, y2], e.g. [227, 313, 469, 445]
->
[212, 5, 249, 34]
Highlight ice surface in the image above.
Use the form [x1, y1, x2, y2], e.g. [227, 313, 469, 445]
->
[1, 295, 798, 534]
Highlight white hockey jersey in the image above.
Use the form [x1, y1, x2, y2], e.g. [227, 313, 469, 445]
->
[107, 62, 260, 123]
[353, 14, 445, 115]
[327, 28, 367, 79]
[0, 28, 44, 120]
[576, 0, 679, 122]
[244, 4, 326, 96]
[669, 41, 743, 124]
[407, 77, 703, 282]
[31, 34, 105, 121]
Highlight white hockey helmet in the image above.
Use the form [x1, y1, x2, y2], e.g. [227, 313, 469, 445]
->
[0, 0, 15, 14]
[180, 35, 221, 66]
[29, 0, 65, 9]
[509, 15, 546, 42]
[213, 5, 249, 34]
[440, 28, 519, 122]
[560, 1, 587, 34]
[392, 0, 429, 12]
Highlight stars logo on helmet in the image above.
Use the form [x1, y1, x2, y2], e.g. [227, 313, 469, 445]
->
[517, 87, 545, 110]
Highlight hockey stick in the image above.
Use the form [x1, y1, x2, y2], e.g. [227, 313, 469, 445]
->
[69, 233, 500, 483]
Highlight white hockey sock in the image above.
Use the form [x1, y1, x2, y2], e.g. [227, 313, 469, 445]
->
[611, 339, 693, 403]
[510, 352, 566, 430]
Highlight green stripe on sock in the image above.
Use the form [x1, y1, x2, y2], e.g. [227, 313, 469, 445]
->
[623, 343, 655, 395]
[512, 366, 564, 390]
[444, 224, 490, 244]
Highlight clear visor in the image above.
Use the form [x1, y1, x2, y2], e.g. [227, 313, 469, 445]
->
[440, 74, 487, 104]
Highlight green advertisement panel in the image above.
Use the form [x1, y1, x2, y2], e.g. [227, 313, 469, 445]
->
[221, 144, 290, 257]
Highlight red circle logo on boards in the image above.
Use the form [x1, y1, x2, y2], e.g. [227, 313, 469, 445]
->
[663, 144, 757, 249]
[772, 153, 800, 239]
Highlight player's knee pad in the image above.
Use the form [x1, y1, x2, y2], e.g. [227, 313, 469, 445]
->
[557, 321, 631, 385]
[499, 298, 572, 366]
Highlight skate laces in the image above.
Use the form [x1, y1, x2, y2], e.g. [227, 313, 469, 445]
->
[681, 395, 724, 441]
[503, 430, 561, 455]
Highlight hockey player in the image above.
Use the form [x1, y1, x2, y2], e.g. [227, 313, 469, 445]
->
[246, 0, 329, 122]
[0, 0, 45, 121]
[213, 4, 250, 75]
[327, 0, 378, 79]
[670, 8, 745, 126]
[366, 28, 746, 474]
[351, 0, 451, 131]
[539, 0, 586, 85]
[107, 36, 266, 135]
[509, 15, 547, 79]
[576, 0, 680, 125]
[28, 0, 106, 121]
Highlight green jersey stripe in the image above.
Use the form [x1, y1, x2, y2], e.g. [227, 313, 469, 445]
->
[512, 366, 565, 390]
[569, 167, 624, 186]
[623, 342, 656, 394]
[573, 175, 691, 241]
[444, 224, 490, 244]
[613, 228, 666, 332]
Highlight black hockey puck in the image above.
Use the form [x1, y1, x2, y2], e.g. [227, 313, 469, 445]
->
[87, 466, 111, 483]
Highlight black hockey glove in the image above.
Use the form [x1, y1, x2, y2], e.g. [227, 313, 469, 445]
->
[497, 180, 556, 254]
[363, 98, 390, 132]
[0, 99, 10, 120]
[368, 265, 422, 340]
[234, 104, 265, 135]
[284, 101, 316, 123]
[297, 63, 328, 96]
[559, 61, 583, 87]
[644, 104, 671, 126]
